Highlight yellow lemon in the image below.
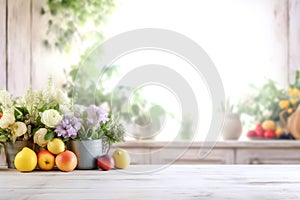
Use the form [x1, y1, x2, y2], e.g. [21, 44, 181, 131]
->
[14, 147, 37, 172]
[288, 108, 294, 114]
[288, 88, 293, 96]
[112, 149, 130, 169]
[292, 88, 300, 97]
[290, 99, 298, 105]
[262, 120, 276, 131]
[47, 138, 65, 155]
[279, 100, 290, 109]
[275, 127, 284, 137]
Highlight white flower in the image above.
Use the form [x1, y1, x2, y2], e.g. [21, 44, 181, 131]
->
[42, 78, 55, 103]
[23, 88, 42, 115]
[59, 105, 70, 114]
[0, 110, 15, 128]
[0, 90, 12, 107]
[11, 122, 27, 137]
[41, 109, 62, 128]
[54, 89, 69, 105]
[34, 128, 49, 147]
[14, 96, 25, 107]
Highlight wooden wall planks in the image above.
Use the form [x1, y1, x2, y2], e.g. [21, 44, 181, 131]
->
[31, 0, 68, 91]
[7, 0, 31, 97]
[0, 0, 6, 89]
[0, 0, 299, 95]
[289, 0, 300, 79]
[271, 0, 289, 87]
[31, 0, 46, 90]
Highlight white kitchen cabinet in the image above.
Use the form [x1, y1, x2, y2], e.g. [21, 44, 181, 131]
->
[113, 141, 300, 165]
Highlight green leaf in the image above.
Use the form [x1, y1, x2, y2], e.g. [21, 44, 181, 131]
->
[131, 104, 140, 115]
[44, 131, 55, 141]
[0, 135, 7, 142]
[40, 8, 46, 15]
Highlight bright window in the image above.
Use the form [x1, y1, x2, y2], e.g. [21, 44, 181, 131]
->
[97, 0, 288, 140]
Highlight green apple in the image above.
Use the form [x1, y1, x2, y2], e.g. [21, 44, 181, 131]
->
[112, 149, 130, 169]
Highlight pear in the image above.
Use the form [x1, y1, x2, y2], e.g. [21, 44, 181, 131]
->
[112, 149, 130, 169]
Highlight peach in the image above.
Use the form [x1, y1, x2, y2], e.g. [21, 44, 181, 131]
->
[55, 150, 77, 172]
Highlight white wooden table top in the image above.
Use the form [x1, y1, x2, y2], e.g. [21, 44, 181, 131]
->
[1, 165, 300, 200]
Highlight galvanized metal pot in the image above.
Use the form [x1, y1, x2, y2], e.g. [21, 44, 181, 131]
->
[5, 141, 31, 169]
[67, 139, 103, 170]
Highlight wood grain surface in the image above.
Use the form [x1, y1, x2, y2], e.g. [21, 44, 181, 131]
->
[289, 0, 300, 77]
[0, 165, 300, 200]
[7, 0, 31, 96]
[0, 0, 6, 89]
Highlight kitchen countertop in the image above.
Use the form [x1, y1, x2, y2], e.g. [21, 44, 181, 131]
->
[114, 140, 300, 148]
[1, 165, 300, 199]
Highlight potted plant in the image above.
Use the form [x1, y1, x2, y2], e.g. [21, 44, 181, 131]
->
[57, 105, 125, 169]
[121, 103, 165, 140]
[221, 99, 242, 140]
[236, 79, 286, 128]
[0, 79, 70, 168]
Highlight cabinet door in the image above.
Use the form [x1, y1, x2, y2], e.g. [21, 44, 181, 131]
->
[150, 148, 234, 164]
[236, 148, 300, 164]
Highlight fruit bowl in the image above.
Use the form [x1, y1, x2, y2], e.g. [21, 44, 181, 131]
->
[247, 121, 295, 140]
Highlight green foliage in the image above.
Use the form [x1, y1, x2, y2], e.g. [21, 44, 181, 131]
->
[100, 115, 125, 145]
[63, 44, 119, 106]
[44, 130, 56, 141]
[236, 79, 286, 124]
[179, 116, 194, 140]
[221, 98, 235, 114]
[290, 71, 300, 89]
[236, 72, 300, 126]
[41, 0, 116, 51]
[76, 114, 125, 150]
[63, 46, 166, 132]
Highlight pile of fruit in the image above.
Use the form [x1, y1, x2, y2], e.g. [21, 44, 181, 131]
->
[247, 120, 294, 140]
[13, 138, 130, 172]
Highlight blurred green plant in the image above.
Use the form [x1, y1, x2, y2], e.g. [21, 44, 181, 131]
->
[41, 0, 116, 51]
[236, 79, 286, 125]
[41, 0, 168, 138]
[236, 71, 300, 126]
[63, 52, 166, 138]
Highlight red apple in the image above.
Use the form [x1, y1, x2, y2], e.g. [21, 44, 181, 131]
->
[37, 150, 55, 171]
[0, 113, 2, 119]
[255, 124, 265, 137]
[247, 130, 257, 138]
[97, 154, 115, 171]
[264, 130, 276, 139]
[55, 150, 77, 172]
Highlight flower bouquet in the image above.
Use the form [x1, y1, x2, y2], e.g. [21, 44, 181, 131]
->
[0, 79, 70, 145]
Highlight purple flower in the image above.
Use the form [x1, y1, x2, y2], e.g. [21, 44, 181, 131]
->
[85, 105, 109, 128]
[55, 114, 82, 139]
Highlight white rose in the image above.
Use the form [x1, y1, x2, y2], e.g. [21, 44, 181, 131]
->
[41, 109, 62, 128]
[0, 110, 15, 129]
[34, 128, 49, 147]
[11, 122, 27, 137]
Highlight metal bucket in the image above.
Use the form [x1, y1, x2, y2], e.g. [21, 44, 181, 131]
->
[67, 139, 103, 169]
[4, 141, 31, 169]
